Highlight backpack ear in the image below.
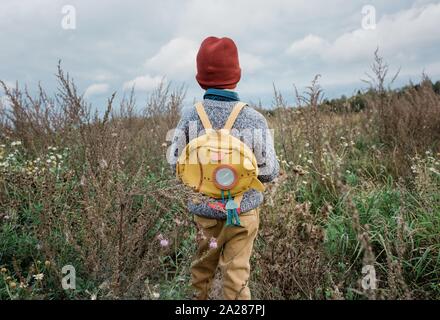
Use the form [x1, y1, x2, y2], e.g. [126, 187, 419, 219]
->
[243, 158, 255, 170]
[250, 178, 265, 192]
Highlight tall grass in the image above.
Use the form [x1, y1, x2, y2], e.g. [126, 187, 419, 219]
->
[0, 56, 439, 299]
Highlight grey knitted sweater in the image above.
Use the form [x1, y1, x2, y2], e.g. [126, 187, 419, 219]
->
[169, 99, 279, 219]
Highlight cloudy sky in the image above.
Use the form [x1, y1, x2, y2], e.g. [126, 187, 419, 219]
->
[1, 0, 439, 110]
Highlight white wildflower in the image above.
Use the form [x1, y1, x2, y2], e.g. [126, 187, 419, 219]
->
[11, 141, 22, 147]
[33, 273, 44, 281]
[152, 292, 160, 299]
[99, 159, 108, 169]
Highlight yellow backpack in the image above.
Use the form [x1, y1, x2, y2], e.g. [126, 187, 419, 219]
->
[176, 102, 265, 227]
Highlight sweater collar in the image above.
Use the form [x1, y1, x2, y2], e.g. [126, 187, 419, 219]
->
[203, 88, 240, 102]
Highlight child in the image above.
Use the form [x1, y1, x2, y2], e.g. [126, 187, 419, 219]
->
[170, 36, 279, 300]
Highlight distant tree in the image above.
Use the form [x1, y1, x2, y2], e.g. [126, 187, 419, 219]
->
[350, 94, 367, 112]
[433, 80, 440, 94]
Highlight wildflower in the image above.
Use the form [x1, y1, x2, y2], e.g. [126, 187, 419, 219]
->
[46, 159, 52, 164]
[160, 239, 169, 247]
[161, 142, 167, 147]
[302, 180, 308, 185]
[307, 159, 313, 164]
[9, 282, 17, 289]
[209, 238, 218, 249]
[99, 159, 108, 169]
[305, 142, 310, 148]
[293, 165, 308, 176]
[342, 142, 349, 147]
[33, 273, 44, 281]
[11, 141, 22, 147]
[19, 282, 28, 289]
[56, 154, 62, 159]
[0, 267, 7, 273]
[44, 260, 51, 267]
[152, 292, 160, 299]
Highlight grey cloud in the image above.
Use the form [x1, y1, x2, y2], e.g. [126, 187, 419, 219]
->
[0, 0, 439, 109]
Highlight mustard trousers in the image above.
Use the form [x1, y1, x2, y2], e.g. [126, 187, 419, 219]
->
[191, 208, 259, 300]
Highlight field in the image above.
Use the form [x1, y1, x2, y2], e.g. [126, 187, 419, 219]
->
[0, 58, 439, 300]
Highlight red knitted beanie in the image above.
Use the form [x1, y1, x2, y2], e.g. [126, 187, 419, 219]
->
[196, 37, 241, 90]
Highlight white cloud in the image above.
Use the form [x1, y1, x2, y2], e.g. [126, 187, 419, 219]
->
[175, 0, 354, 41]
[123, 75, 164, 92]
[144, 38, 198, 80]
[84, 83, 109, 97]
[286, 35, 329, 58]
[93, 73, 116, 82]
[240, 52, 265, 73]
[287, 3, 440, 63]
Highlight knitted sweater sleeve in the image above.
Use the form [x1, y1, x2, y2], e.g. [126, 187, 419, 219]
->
[252, 114, 280, 183]
[168, 107, 191, 173]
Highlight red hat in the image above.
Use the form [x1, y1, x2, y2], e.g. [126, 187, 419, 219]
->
[196, 37, 241, 90]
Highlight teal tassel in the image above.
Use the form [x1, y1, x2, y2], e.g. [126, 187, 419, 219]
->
[225, 190, 242, 227]
[226, 209, 233, 226]
[232, 209, 241, 227]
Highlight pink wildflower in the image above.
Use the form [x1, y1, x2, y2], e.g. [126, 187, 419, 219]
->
[209, 238, 218, 249]
[160, 239, 169, 247]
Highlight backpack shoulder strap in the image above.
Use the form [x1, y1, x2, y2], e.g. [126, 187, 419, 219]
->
[195, 102, 212, 130]
[223, 102, 247, 131]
